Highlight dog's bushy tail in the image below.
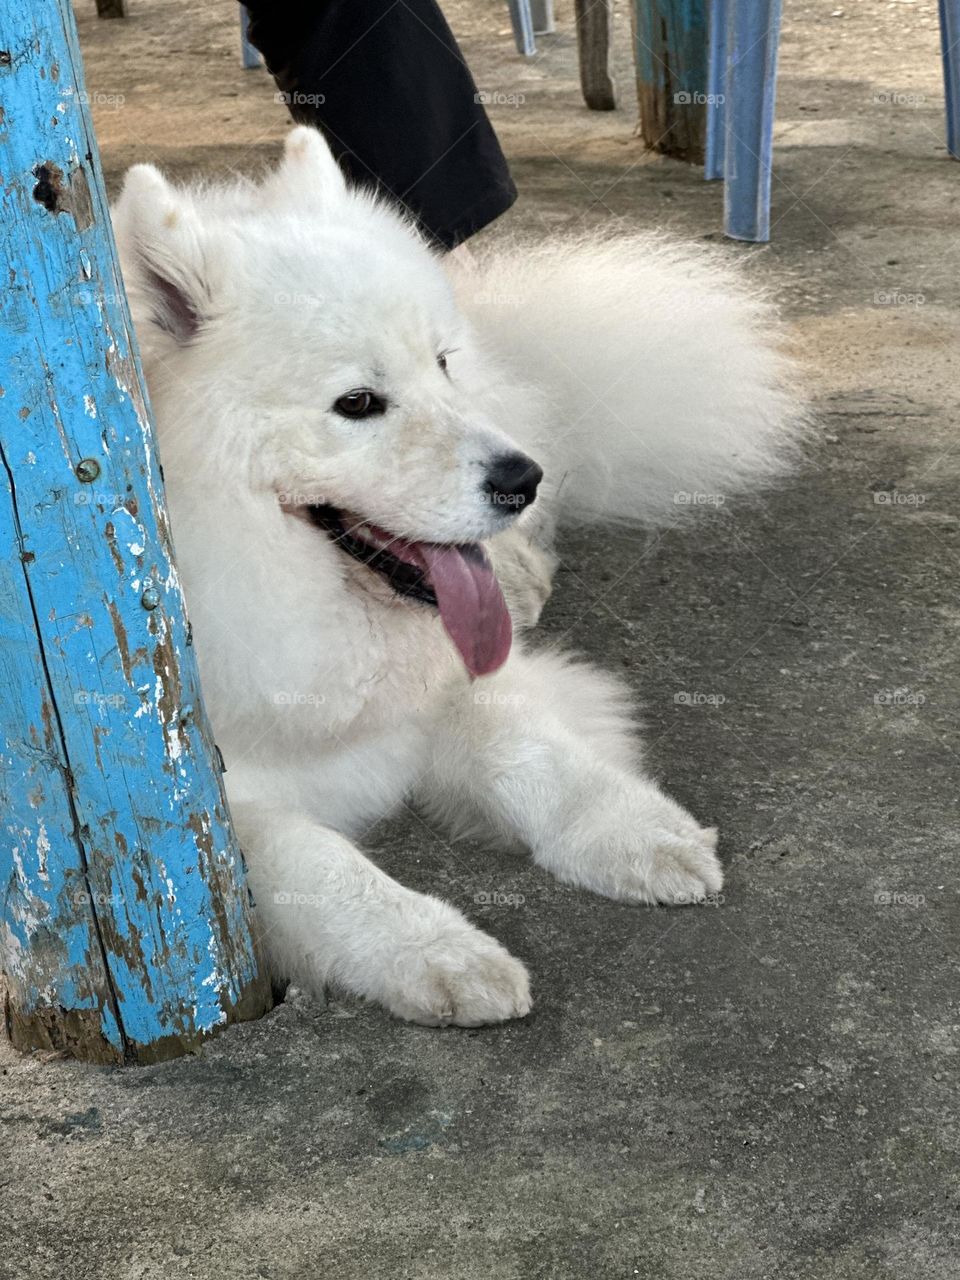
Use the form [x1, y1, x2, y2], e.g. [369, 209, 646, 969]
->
[459, 233, 804, 527]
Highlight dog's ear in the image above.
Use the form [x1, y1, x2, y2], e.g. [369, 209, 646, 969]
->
[114, 164, 219, 343]
[259, 125, 348, 212]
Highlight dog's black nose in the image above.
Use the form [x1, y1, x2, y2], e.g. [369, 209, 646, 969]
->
[483, 452, 543, 514]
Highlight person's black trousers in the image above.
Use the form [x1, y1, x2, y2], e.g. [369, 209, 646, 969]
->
[242, 0, 517, 248]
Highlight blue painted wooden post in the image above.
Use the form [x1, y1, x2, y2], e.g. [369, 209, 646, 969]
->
[0, 0, 272, 1063]
[940, 0, 960, 158]
[719, 0, 783, 242]
[633, 0, 709, 161]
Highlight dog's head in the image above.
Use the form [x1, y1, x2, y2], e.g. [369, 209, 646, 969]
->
[114, 128, 544, 676]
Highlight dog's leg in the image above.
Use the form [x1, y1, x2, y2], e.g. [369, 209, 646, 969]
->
[231, 802, 531, 1026]
[421, 651, 723, 906]
[486, 524, 558, 629]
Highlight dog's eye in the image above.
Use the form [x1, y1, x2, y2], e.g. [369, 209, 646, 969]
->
[333, 389, 386, 419]
[437, 352, 448, 373]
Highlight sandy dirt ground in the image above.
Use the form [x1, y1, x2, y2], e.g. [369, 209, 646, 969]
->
[2, 2, 959, 1278]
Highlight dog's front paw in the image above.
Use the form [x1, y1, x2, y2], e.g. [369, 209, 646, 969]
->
[604, 823, 723, 906]
[380, 920, 532, 1027]
[547, 786, 723, 906]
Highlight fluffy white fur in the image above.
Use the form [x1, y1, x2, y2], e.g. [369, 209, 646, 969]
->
[113, 127, 801, 1027]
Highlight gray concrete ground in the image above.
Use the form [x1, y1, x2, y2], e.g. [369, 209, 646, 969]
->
[3, 1, 959, 1276]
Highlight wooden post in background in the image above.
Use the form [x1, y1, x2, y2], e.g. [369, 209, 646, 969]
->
[632, 0, 709, 162]
[0, 0, 272, 1063]
[575, 0, 617, 112]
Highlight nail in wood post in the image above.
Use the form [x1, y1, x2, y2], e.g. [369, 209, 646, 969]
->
[632, 0, 709, 162]
[0, 0, 272, 1064]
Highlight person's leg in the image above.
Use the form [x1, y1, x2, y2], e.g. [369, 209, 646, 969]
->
[243, 0, 517, 248]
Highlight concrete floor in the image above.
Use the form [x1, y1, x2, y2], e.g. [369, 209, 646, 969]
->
[3, 1, 959, 1277]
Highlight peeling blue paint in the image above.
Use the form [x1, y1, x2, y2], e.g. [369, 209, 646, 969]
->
[0, 0, 269, 1062]
[633, 0, 708, 98]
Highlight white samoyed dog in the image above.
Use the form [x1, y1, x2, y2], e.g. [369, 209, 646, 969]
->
[114, 127, 800, 1027]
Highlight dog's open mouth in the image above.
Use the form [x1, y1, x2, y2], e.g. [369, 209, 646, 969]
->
[305, 504, 512, 678]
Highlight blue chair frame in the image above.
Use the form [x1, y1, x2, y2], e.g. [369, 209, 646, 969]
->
[705, 0, 960, 241]
[705, 0, 783, 242]
[508, 0, 556, 57]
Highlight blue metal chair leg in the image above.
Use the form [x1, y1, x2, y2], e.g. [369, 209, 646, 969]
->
[722, 0, 783, 242]
[241, 5, 262, 70]
[531, 0, 556, 35]
[705, 0, 728, 180]
[940, 0, 960, 158]
[508, 0, 537, 56]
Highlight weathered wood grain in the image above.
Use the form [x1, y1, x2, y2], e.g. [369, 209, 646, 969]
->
[632, 0, 709, 162]
[0, 0, 271, 1063]
[575, 0, 616, 111]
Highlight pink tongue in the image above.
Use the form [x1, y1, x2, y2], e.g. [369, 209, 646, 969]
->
[406, 541, 512, 677]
